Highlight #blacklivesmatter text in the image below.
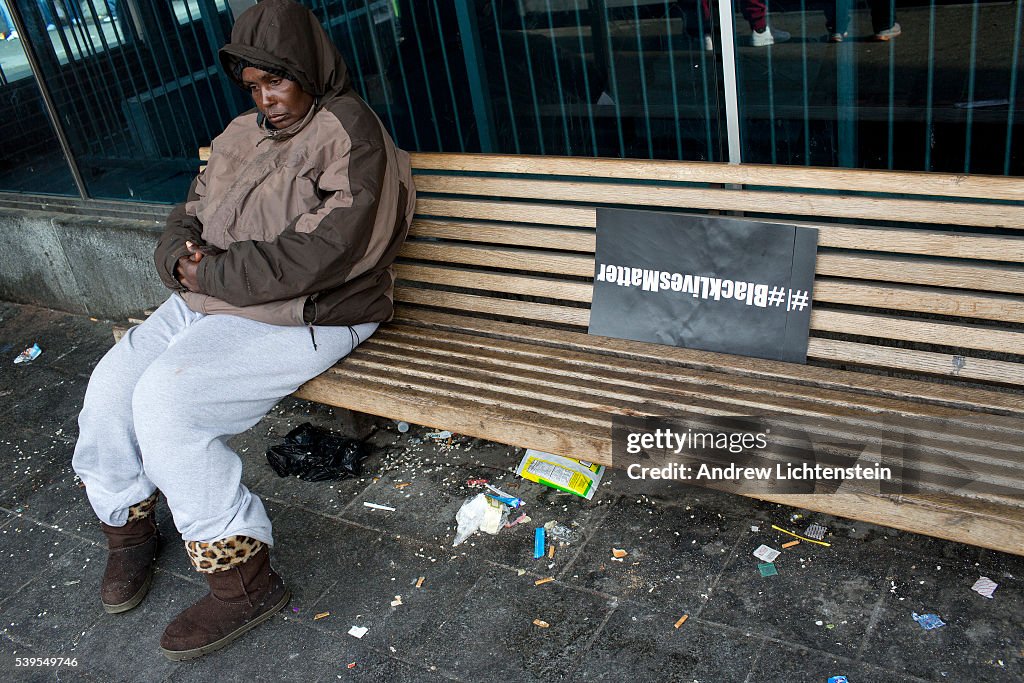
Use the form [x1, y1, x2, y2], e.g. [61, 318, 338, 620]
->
[596, 263, 810, 312]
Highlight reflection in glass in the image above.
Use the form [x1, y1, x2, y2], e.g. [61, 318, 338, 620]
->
[312, 0, 725, 161]
[3, 0, 248, 202]
[733, 0, 1022, 175]
[0, 0, 76, 195]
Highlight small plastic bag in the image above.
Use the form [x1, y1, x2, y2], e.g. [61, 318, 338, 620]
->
[265, 422, 370, 482]
[453, 493, 508, 546]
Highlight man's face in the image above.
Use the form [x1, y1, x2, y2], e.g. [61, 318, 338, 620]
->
[241, 66, 314, 129]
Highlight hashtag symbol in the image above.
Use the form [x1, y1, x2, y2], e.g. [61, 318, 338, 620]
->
[767, 286, 786, 307]
[788, 289, 810, 312]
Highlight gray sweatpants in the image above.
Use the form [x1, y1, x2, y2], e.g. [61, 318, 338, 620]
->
[72, 294, 377, 546]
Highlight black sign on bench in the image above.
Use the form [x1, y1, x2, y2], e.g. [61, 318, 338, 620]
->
[588, 209, 819, 363]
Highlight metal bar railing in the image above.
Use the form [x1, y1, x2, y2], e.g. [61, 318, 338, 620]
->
[1005, 0, 1022, 176]
[6, 0, 88, 197]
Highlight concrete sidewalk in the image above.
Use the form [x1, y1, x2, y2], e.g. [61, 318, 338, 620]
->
[0, 300, 1021, 682]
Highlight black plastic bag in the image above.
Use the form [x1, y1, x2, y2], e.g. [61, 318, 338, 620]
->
[266, 422, 371, 482]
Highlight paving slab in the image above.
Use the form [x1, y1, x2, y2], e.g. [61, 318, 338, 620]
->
[572, 602, 763, 681]
[410, 565, 615, 682]
[859, 551, 1023, 682]
[699, 527, 896, 659]
[564, 493, 748, 613]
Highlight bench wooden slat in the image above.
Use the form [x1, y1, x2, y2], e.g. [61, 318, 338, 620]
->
[395, 264, 592, 302]
[410, 217, 1024, 264]
[401, 240, 1024, 295]
[812, 310, 1024, 354]
[410, 152, 1024, 202]
[393, 308, 1024, 414]
[812, 280, 1024, 323]
[806, 338, 1024, 386]
[414, 175, 1024, 229]
[816, 253, 1024, 294]
[410, 219, 597, 252]
[417, 197, 596, 227]
[394, 286, 589, 326]
[401, 242, 592, 277]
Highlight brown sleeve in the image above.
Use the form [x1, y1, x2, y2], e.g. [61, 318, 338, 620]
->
[154, 176, 205, 291]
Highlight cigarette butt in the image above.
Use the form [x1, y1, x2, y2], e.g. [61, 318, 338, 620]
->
[782, 540, 800, 549]
[314, 611, 330, 621]
[612, 548, 628, 559]
[534, 577, 554, 586]
[415, 576, 425, 588]
[674, 614, 689, 629]
[395, 482, 411, 489]
[533, 619, 550, 628]
[548, 545, 555, 559]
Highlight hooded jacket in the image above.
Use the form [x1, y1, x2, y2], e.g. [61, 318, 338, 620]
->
[154, 0, 414, 327]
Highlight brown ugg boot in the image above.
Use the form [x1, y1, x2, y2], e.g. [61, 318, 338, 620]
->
[99, 492, 161, 614]
[159, 537, 290, 661]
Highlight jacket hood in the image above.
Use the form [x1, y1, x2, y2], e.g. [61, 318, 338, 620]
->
[219, 0, 350, 100]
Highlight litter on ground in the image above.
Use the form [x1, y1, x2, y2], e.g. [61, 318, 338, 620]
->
[516, 450, 605, 500]
[14, 343, 42, 364]
[753, 544, 781, 562]
[912, 612, 946, 630]
[971, 576, 998, 598]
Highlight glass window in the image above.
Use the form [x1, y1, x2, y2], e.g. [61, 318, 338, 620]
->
[732, 0, 1023, 174]
[3, 0, 249, 202]
[0, 0, 76, 195]
[310, 0, 726, 161]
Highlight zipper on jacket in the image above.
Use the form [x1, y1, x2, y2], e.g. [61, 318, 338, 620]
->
[306, 294, 319, 351]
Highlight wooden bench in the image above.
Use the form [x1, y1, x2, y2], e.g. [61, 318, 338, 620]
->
[166, 150, 1024, 555]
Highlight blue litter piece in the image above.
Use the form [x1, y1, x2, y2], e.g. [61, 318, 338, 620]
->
[534, 527, 545, 559]
[911, 612, 945, 630]
[486, 494, 523, 509]
[828, 677, 849, 683]
[757, 562, 778, 577]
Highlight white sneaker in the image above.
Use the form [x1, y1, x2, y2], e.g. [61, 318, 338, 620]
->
[5, 30, 17, 41]
[750, 26, 791, 47]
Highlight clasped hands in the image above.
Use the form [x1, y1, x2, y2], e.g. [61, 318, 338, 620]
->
[174, 240, 216, 293]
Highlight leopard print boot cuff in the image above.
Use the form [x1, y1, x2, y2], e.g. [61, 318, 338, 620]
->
[125, 491, 159, 522]
[185, 536, 266, 573]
